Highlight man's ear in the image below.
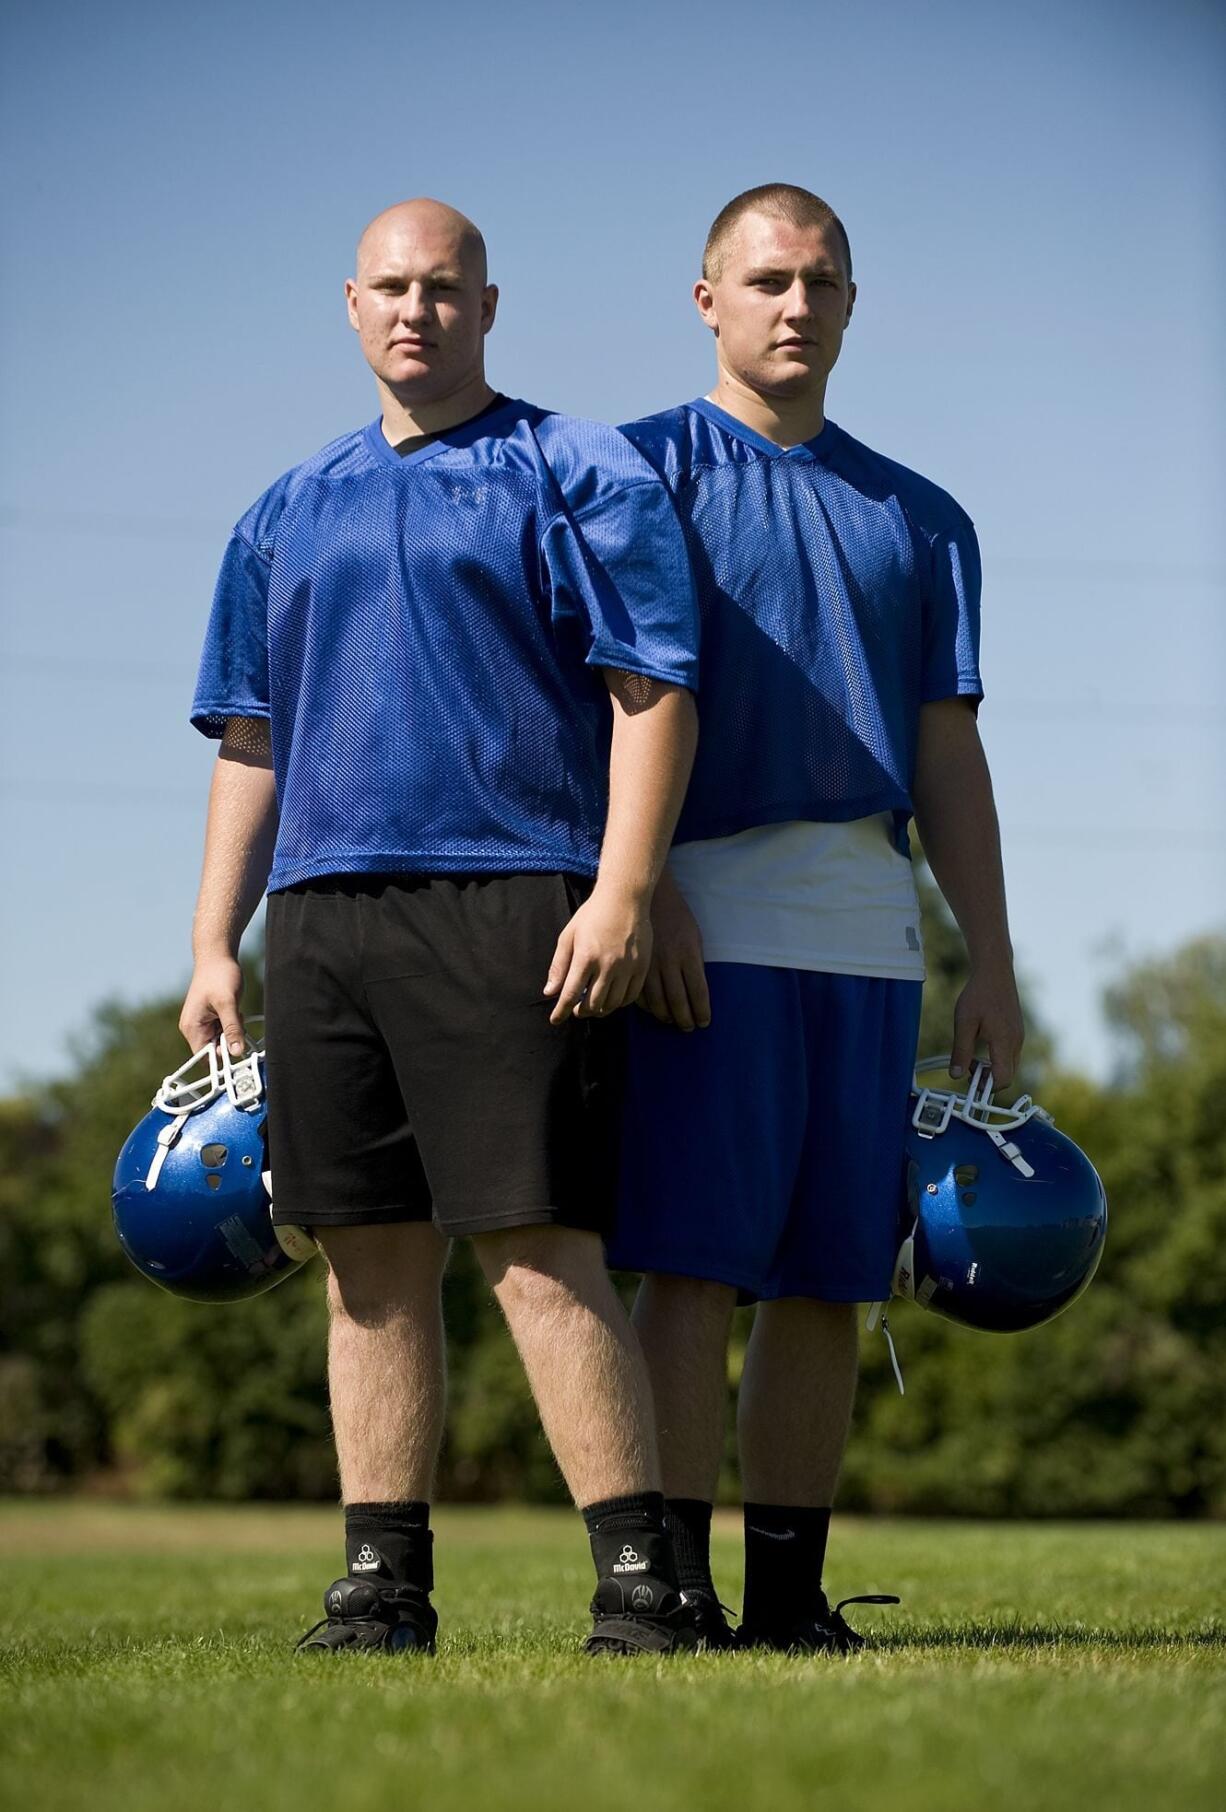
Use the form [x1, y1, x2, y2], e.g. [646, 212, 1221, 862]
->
[344, 278, 360, 331]
[694, 278, 718, 334]
[845, 280, 857, 327]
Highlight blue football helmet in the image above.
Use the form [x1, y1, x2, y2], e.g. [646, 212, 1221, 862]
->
[893, 1056, 1107, 1333]
[111, 1032, 315, 1303]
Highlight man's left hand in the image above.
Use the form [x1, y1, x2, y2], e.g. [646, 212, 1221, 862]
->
[949, 960, 1025, 1089]
[637, 868, 711, 1031]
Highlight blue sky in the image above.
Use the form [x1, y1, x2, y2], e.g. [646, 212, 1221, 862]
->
[1, 0, 1222, 1090]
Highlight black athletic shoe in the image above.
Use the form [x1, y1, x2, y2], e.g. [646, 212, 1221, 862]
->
[295, 1576, 438, 1654]
[735, 1591, 899, 1655]
[583, 1572, 699, 1656]
[685, 1588, 737, 1652]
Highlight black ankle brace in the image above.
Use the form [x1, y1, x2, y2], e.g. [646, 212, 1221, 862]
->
[344, 1501, 434, 1595]
[582, 1492, 678, 1589]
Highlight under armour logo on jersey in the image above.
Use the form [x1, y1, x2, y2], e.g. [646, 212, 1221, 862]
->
[613, 1543, 649, 1575]
[351, 1543, 382, 1573]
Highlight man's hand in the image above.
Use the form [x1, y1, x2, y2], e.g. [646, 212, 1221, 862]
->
[637, 868, 711, 1032]
[950, 959, 1024, 1090]
[543, 884, 652, 1024]
[181, 727, 277, 1058]
[912, 699, 1023, 1091]
[179, 954, 247, 1056]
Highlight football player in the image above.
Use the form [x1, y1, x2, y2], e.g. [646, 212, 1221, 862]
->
[607, 185, 1024, 1651]
[180, 198, 701, 1656]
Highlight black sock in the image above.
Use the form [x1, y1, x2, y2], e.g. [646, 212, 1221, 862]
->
[742, 1503, 831, 1627]
[344, 1500, 433, 1596]
[582, 1491, 678, 1588]
[664, 1497, 716, 1596]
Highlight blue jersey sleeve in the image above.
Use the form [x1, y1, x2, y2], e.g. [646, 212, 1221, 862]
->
[535, 418, 699, 691]
[190, 529, 272, 739]
[921, 511, 983, 706]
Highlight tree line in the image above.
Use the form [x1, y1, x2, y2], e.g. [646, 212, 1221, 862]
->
[1, 878, 1222, 1516]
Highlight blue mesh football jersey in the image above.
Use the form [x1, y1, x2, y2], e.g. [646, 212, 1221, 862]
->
[618, 399, 982, 846]
[192, 398, 699, 891]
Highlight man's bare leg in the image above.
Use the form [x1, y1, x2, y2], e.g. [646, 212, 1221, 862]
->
[632, 1273, 739, 1500]
[736, 1297, 861, 1643]
[474, 1224, 695, 1651]
[316, 1221, 451, 1502]
[297, 1221, 451, 1653]
[628, 1272, 739, 1629]
[474, 1224, 660, 1503]
[738, 1298, 859, 1506]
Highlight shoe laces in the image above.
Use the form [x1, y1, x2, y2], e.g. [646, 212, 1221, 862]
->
[684, 1588, 738, 1622]
[828, 1592, 901, 1632]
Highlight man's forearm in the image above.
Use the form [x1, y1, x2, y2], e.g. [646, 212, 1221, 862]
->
[597, 676, 698, 902]
[191, 748, 279, 960]
[911, 703, 1012, 966]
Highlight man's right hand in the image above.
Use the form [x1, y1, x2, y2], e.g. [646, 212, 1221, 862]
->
[179, 954, 247, 1056]
[637, 869, 711, 1032]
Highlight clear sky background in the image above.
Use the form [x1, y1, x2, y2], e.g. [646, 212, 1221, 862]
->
[2, 0, 1222, 1092]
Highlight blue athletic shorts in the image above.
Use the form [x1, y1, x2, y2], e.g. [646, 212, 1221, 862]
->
[607, 964, 923, 1302]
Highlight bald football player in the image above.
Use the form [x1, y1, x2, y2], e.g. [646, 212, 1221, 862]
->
[181, 199, 701, 1656]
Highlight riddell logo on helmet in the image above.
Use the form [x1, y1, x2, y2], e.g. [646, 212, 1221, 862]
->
[613, 1544, 649, 1574]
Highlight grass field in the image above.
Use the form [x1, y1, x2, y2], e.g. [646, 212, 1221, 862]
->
[2, 1504, 1223, 1812]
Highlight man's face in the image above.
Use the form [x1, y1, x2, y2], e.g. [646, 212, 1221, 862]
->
[695, 212, 855, 399]
[345, 212, 497, 402]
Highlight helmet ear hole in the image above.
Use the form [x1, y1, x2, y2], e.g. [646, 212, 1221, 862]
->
[205, 1174, 222, 1191]
[953, 1163, 979, 1186]
[201, 1143, 228, 1168]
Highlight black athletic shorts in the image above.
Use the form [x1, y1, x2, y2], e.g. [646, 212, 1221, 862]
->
[263, 872, 624, 1238]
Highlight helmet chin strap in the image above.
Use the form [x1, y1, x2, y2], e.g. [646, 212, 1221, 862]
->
[983, 1124, 1035, 1179]
[864, 1301, 905, 1395]
[146, 1110, 193, 1190]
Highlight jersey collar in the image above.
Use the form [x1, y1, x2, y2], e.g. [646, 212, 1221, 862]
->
[687, 396, 839, 463]
[362, 394, 526, 469]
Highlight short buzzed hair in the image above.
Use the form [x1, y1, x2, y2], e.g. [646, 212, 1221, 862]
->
[703, 184, 852, 284]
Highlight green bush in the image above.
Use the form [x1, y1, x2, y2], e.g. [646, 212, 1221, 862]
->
[2, 910, 1223, 1516]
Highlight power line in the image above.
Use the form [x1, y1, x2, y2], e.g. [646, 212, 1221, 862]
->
[985, 701, 1223, 729]
[989, 554, 1225, 587]
[3, 503, 1224, 586]
[0, 504, 219, 543]
[3, 653, 193, 683]
[2, 655, 1221, 732]
[0, 779, 1221, 854]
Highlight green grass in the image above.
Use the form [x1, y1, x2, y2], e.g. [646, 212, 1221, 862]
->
[1, 1504, 1223, 1812]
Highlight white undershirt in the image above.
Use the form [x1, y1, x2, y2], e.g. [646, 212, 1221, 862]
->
[666, 815, 926, 981]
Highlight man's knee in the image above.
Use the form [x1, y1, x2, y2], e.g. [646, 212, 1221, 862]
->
[756, 1295, 860, 1342]
[315, 1222, 446, 1325]
[473, 1223, 609, 1329]
[644, 1271, 737, 1308]
[639, 1271, 738, 1330]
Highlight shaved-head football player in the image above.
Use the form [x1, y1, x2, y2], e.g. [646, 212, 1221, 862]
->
[182, 198, 701, 1655]
[608, 185, 1024, 1650]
